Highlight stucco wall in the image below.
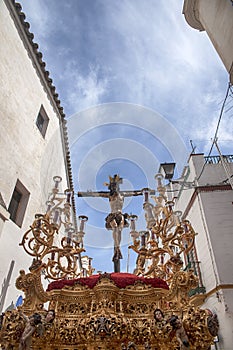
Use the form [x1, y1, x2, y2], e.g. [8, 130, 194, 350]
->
[175, 153, 233, 349]
[186, 197, 219, 292]
[199, 191, 233, 284]
[0, 0, 69, 310]
[202, 295, 233, 350]
[198, 0, 233, 74]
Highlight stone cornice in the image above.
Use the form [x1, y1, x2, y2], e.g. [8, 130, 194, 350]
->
[182, 184, 232, 219]
[182, 0, 205, 32]
[207, 283, 233, 295]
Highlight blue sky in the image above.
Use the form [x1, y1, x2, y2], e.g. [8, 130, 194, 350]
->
[20, 0, 232, 273]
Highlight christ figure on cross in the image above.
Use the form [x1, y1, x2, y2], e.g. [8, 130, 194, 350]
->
[78, 174, 143, 272]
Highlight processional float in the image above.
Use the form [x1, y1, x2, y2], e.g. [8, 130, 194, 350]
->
[0, 174, 219, 349]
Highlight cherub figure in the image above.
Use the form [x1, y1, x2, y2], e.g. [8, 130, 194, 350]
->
[133, 247, 147, 275]
[44, 309, 55, 324]
[154, 308, 164, 323]
[154, 308, 169, 347]
[169, 315, 190, 349]
[206, 309, 219, 337]
[37, 309, 56, 337]
[19, 313, 42, 350]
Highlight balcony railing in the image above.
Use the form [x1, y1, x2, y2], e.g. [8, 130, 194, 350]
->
[204, 155, 233, 164]
[184, 261, 206, 297]
[188, 285, 206, 297]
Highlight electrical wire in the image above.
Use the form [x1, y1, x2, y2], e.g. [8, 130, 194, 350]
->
[165, 178, 233, 193]
[219, 173, 233, 184]
[196, 82, 232, 182]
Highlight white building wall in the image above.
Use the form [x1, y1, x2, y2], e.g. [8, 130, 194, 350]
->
[186, 198, 218, 292]
[174, 153, 233, 349]
[203, 296, 233, 350]
[0, 0, 70, 310]
[198, 0, 233, 78]
[200, 191, 233, 285]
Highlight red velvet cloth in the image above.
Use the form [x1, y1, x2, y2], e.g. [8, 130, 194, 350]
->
[47, 272, 169, 291]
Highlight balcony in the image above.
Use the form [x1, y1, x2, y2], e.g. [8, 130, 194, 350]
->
[204, 155, 233, 164]
[184, 261, 206, 297]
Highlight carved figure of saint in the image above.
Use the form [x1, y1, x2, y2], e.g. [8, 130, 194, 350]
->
[44, 309, 55, 324]
[18, 313, 42, 350]
[169, 315, 190, 349]
[154, 308, 165, 323]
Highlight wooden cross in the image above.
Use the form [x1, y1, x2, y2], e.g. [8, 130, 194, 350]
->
[78, 175, 153, 272]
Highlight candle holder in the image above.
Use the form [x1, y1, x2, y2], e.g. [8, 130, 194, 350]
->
[19, 176, 86, 280]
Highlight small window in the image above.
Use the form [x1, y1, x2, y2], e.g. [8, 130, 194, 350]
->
[36, 105, 49, 137]
[8, 180, 30, 227]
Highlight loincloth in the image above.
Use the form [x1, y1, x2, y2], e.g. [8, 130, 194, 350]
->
[105, 213, 129, 229]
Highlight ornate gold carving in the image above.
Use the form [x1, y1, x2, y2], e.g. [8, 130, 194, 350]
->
[0, 174, 219, 349]
[15, 269, 50, 312]
[0, 269, 219, 349]
[19, 177, 87, 281]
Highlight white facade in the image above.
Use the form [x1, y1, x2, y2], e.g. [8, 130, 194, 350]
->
[174, 153, 233, 350]
[0, 0, 73, 311]
[177, 4, 233, 346]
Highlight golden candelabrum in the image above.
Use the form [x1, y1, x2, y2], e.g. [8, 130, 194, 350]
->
[0, 174, 219, 350]
[130, 174, 196, 284]
[19, 176, 88, 281]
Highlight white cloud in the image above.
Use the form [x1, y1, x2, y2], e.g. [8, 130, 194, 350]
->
[19, 0, 231, 154]
[20, 0, 51, 48]
[66, 65, 109, 112]
[17, 0, 233, 272]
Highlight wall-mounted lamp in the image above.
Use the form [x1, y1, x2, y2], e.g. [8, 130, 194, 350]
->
[159, 163, 176, 180]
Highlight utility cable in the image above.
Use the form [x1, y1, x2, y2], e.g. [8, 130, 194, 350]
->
[220, 173, 233, 184]
[196, 82, 232, 182]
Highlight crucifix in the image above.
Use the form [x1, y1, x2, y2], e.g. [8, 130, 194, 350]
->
[78, 174, 146, 273]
